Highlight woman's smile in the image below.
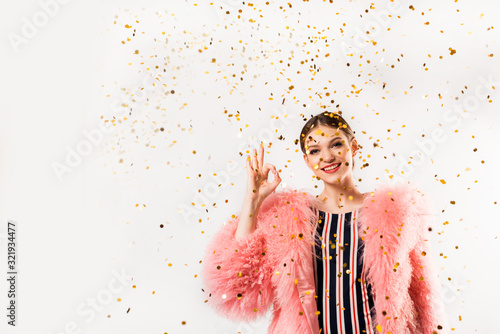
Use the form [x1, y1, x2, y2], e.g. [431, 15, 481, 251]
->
[321, 162, 342, 173]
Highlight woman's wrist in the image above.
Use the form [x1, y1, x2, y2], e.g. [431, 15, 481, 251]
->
[235, 196, 262, 240]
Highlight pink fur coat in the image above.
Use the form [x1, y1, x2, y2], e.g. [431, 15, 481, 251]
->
[202, 182, 449, 334]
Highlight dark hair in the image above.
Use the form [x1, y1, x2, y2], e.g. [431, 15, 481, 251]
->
[299, 111, 356, 169]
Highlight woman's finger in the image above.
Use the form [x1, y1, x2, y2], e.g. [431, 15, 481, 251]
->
[261, 163, 271, 180]
[246, 155, 254, 174]
[270, 166, 281, 189]
[258, 142, 264, 171]
[251, 149, 258, 171]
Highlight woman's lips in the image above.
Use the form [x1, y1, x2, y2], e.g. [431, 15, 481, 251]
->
[322, 163, 341, 174]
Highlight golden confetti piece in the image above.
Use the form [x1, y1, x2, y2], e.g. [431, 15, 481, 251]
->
[125, 24, 132, 28]
[450, 201, 456, 205]
[440, 179, 446, 184]
[449, 47, 456, 55]
[376, 324, 382, 332]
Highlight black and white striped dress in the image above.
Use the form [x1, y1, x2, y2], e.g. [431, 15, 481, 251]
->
[311, 206, 376, 334]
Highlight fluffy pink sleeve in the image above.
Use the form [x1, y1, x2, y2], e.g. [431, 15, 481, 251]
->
[201, 193, 279, 322]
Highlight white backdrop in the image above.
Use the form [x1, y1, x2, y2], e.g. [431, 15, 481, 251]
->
[1, 0, 499, 333]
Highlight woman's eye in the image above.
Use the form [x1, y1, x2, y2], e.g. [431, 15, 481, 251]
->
[309, 143, 341, 155]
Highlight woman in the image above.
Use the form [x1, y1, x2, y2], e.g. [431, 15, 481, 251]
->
[202, 111, 448, 334]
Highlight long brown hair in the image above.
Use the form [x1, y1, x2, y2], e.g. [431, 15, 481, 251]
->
[299, 111, 357, 169]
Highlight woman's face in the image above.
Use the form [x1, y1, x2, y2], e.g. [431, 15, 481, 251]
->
[302, 124, 358, 183]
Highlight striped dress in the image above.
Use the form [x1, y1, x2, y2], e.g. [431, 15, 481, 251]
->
[311, 206, 376, 334]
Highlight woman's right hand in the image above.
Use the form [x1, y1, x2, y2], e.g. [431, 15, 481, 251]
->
[245, 142, 281, 205]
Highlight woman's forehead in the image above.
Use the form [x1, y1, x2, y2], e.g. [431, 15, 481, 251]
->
[304, 125, 344, 144]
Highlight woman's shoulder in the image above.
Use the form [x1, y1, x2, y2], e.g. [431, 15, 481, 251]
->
[360, 181, 432, 213]
[358, 181, 434, 241]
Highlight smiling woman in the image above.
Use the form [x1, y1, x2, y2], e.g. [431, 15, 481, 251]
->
[301, 112, 365, 214]
[202, 111, 448, 334]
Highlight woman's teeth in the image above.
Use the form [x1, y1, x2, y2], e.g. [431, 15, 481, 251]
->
[323, 163, 341, 171]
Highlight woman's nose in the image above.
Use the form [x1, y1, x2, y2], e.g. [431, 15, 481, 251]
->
[322, 152, 335, 163]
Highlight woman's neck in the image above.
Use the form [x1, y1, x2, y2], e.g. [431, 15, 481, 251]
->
[316, 182, 366, 213]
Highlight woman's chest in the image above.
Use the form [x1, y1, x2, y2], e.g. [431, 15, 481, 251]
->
[312, 209, 366, 276]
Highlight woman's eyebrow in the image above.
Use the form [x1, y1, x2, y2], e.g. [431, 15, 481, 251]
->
[306, 136, 341, 148]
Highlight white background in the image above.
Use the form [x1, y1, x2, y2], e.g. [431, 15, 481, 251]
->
[1, 0, 499, 333]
